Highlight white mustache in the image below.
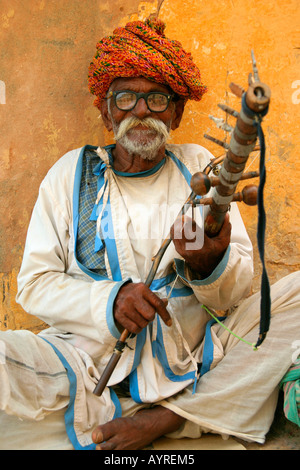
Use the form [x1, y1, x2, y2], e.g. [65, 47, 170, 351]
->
[115, 117, 170, 141]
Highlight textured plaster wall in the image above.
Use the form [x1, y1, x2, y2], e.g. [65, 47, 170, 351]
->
[0, 0, 299, 332]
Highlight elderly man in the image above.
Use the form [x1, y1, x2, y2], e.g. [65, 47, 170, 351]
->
[0, 18, 299, 451]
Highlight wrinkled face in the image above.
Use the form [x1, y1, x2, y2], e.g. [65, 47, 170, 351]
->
[101, 77, 185, 160]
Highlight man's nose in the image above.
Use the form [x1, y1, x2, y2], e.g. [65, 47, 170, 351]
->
[131, 97, 151, 119]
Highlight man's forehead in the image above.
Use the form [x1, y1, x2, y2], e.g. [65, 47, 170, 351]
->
[110, 77, 172, 94]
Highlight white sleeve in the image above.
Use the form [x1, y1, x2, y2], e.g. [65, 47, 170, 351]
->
[174, 202, 254, 311]
[16, 172, 128, 346]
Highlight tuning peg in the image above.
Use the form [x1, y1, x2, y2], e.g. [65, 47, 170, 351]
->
[235, 184, 258, 206]
[190, 171, 259, 197]
[203, 134, 230, 149]
[191, 172, 212, 196]
[229, 82, 245, 97]
[248, 73, 255, 86]
[251, 50, 260, 83]
[218, 103, 239, 118]
[194, 185, 258, 207]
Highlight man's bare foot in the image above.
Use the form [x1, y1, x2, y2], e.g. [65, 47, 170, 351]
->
[92, 406, 185, 450]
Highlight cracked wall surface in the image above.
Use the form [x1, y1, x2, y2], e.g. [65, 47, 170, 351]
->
[1, 0, 299, 331]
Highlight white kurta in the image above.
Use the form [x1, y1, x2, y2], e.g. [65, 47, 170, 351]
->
[2, 143, 265, 448]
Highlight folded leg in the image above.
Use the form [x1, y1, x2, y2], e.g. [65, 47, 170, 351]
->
[160, 271, 300, 443]
[0, 329, 71, 449]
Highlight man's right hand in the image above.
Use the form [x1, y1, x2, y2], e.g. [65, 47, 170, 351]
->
[113, 282, 172, 334]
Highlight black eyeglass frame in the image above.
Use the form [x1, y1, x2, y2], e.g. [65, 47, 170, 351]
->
[106, 90, 175, 113]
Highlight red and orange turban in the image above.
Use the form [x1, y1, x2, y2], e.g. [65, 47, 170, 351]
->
[88, 17, 207, 110]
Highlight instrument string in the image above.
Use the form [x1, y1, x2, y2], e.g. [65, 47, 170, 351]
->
[165, 273, 179, 301]
[202, 304, 258, 351]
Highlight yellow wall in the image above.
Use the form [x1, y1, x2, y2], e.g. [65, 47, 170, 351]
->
[1, 0, 299, 332]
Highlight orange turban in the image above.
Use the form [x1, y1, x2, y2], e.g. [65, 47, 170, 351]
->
[88, 17, 207, 110]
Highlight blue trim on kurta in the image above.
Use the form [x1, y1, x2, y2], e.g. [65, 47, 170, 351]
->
[174, 245, 231, 286]
[109, 387, 122, 418]
[165, 284, 194, 298]
[106, 279, 132, 339]
[154, 317, 197, 383]
[166, 150, 192, 185]
[128, 328, 147, 403]
[101, 193, 122, 282]
[40, 338, 97, 450]
[128, 316, 198, 404]
[200, 316, 226, 376]
[114, 159, 166, 178]
[199, 318, 215, 376]
[41, 338, 122, 450]
[89, 161, 107, 254]
[129, 369, 142, 404]
[150, 272, 177, 291]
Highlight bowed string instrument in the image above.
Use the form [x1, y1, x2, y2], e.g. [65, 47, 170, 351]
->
[93, 51, 271, 397]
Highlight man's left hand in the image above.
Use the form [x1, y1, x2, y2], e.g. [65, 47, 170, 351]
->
[170, 213, 231, 279]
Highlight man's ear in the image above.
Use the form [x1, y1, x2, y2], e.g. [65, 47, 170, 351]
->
[100, 99, 113, 132]
[171, 98, 185, 131]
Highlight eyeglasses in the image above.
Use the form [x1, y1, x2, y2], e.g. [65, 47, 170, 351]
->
[106, 90, 174, 113]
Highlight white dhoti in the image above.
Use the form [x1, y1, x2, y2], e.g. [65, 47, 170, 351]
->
[0, 271, 299, 450]
[162, 271, 300, 443]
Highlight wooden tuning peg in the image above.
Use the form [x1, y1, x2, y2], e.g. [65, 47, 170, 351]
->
[203, 134, 230, 150]
[229, 82, 245, 98]
[234, 185, 258, 206]
[190, 172, 211, 196]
